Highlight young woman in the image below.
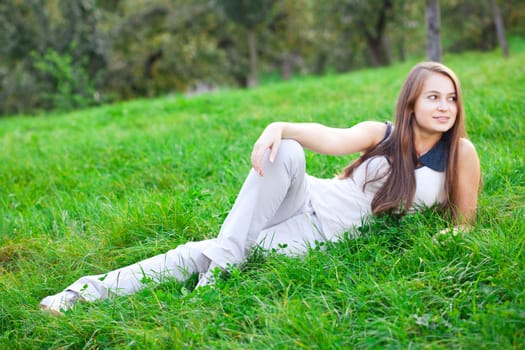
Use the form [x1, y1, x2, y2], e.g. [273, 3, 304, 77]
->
[40, 61, 481, 314]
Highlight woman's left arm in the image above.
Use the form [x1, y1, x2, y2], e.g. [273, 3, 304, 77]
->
[454, 138, 481, 226]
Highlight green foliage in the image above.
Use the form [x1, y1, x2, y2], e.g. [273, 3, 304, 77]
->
[0, 0, 106, 114]
[217, 0, 277, 30]
[32, 49, 98, 111]
[101, 1, 236, 97]
[2, 0, 525, 116]
[442, 0, 497, 52]
[0, 41, 524, 349]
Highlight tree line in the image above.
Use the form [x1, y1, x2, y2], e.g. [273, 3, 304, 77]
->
[0, 0, 523, 116]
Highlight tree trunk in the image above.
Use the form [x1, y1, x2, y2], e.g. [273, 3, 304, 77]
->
[491, 0, 509, 58]
[425, 0, 442, 62]
[280, 53, 293, 80]
[364, 0, 392, 67]
[397, 36, 406, 62]
[367, 37, 390, 66]
[247, 30, 259, 87]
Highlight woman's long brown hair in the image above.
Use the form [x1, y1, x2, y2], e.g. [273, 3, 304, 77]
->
[341, 62, 466, 215]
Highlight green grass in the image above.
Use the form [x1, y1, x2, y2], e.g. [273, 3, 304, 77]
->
[1, 39, 524, 349]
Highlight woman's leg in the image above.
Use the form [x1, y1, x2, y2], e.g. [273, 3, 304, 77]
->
[202, 139, 311, 269]
[254, 203, 325, 256]
[40, 239, 215, 313]
[40, 140, 310, 312]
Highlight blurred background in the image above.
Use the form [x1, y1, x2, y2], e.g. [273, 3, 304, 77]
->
[0, 0, 523, 117]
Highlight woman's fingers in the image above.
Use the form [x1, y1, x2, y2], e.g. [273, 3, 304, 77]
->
[251, 142, 266, 176]
[251, 138, 280, 176]
[251, 123, 284, 176]
[268, 139, 281, 162]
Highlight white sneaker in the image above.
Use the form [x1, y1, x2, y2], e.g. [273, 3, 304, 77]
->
[39, 290, 80, 315]
[195, 269, 216, 289]
[195, 261, 226, 290]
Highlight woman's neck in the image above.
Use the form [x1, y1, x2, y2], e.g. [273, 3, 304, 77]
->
[414, 132, 442, 157]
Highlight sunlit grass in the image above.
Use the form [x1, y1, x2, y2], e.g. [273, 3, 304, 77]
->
[0, 40, 524, 348]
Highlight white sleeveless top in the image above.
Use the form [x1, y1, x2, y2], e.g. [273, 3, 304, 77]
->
[307, 133, 448, 239]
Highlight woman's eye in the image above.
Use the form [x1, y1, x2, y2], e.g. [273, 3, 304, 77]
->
[447, 96, 457, 102]
[428, 95, 437, 100]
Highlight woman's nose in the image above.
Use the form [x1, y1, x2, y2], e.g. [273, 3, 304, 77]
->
[437, 99, 449, 111]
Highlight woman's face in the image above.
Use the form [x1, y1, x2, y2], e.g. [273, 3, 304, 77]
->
[412, 72, 457, 138]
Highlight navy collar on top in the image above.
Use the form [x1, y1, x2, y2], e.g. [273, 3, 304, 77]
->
[418, 138, 448, 172]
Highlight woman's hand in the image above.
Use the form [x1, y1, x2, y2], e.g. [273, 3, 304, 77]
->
[251, 122, 284, 176]
[432, 224, 471, 244]
[437, 226, 463, 236]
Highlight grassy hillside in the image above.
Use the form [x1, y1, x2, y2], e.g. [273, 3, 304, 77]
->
[0, 40, 524, 348]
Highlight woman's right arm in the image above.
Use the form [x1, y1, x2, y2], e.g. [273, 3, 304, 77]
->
[251, 121, 387, 176]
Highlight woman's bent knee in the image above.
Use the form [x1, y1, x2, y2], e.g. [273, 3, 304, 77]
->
[269, 139, 305, 170]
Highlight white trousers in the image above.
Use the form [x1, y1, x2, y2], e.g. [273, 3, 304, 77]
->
[66, 140, 325, 301]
